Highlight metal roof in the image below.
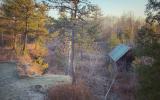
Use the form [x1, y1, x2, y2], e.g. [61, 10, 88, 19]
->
[109, 44, 131, 62]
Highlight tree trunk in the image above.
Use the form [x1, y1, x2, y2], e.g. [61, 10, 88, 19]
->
[1, 32, 4, 47]
[13, 19, 17, 50]
[68, 40, 72, 73]
[22, 33, 27, 52]
[70, 0, 78, 84]
[14, 34, 16, 50]
[22, 16, 28, 53]
[71, 28, 76, 84]
[12, 32, 17, 50]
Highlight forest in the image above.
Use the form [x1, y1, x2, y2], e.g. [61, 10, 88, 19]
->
[0, 0, 160, 100]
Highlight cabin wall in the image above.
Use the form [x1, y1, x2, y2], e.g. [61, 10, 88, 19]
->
[116, 50, 135, 72]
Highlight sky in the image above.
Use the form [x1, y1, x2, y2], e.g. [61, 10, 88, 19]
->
[0, 0, 148, 18]
[91, 0, 148, 17]
[47, 0, 148, 18]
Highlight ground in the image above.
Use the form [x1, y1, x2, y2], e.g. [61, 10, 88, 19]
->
[0, 62, 71, 100]
[0, 39, 137, 100]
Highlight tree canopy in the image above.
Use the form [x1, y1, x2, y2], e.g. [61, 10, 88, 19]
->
[146, 0, 160, 25]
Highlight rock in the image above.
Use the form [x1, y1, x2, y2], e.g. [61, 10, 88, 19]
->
[31, 85, 46, 94]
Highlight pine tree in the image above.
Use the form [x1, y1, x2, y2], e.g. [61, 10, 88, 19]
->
[2, 0, 48, 53]
[45, 0, 95, 84]
[136, 1, 160, 99]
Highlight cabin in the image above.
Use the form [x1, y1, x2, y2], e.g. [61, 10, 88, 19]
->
[108, 44, 134, 72]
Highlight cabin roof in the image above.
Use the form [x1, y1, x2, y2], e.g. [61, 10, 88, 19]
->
[109, 44, 131, 62]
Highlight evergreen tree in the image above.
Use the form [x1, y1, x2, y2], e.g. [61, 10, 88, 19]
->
[45, 0, 96, 84]
[2, 0, 48, 53]
[136, 0, 160, 100]
[146, 0, 160, 25]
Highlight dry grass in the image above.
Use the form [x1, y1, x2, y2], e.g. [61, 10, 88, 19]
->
[27, 43, 48, 58]
[18, 54, 32, 64]
[0, 47, 17, 61]
[48, 82, 95, 100]
[17, 56, 48, 77]
[111, 72, 137, 100]
[27, 64, 44, 75]
[16, 43, 49, 77]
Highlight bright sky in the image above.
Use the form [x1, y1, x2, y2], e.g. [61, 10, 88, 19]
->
[91, 0, 148, 17]
[47, 0, 148, 18]
[0, 0, 148, 17]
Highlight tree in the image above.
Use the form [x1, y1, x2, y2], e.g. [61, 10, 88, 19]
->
[2, 0, 48, 53]
[136, 25, 160, 100]
[116, 13, 137, 45]
[86, 5, 103, 40]
[44, 0, 95, 84]
[136, 0, 160, 100]
[146, 0, 160, 25]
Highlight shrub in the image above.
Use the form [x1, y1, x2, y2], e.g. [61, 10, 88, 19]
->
[28, 57, 48, 75]
[48, 83, 94, 100]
